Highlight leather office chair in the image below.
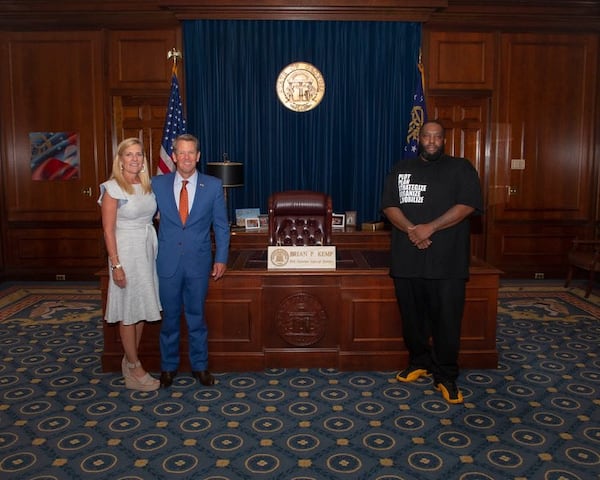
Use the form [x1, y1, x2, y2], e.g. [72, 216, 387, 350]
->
[268, 190, 333, 246]
[564, 238, 600, 298]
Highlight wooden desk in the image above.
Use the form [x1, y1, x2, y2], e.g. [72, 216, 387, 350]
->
[100, 230, 500, 372]
[229, 226, 392, 250]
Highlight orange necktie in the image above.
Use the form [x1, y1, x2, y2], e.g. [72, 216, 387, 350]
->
[179, 180, 189, 225]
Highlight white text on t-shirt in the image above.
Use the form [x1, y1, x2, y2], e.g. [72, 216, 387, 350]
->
[397, 173, 426, 204]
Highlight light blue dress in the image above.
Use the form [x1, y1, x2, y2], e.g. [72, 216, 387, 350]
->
[98, 179, 162, 325]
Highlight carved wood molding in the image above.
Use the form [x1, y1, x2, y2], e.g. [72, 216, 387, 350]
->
[429, 0, 600, 30]
[158, 0, 448, 21]
[0, 0, 448, 28]
[0, 0, 178, 30]
[0, 1, 598, 30]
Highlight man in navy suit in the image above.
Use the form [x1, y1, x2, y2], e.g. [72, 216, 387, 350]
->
[152, 133, 230, 388]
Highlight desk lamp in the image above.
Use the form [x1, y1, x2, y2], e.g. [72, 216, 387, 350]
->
[205, 154, 244, 224]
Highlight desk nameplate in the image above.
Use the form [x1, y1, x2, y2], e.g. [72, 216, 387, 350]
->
[267, 246, 336, 270]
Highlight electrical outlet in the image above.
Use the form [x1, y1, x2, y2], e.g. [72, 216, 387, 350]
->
[56, 274, 66, 281]
[534, 273, 544, 279]
[511, 159, 526, 170]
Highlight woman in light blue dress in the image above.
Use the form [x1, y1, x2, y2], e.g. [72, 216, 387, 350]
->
[98, 138, 161, 391]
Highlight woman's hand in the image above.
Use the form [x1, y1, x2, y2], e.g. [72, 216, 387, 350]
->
[112, 267, 127, 288]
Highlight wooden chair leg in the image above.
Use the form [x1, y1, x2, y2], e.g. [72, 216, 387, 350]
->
[585, 270, 594, 298]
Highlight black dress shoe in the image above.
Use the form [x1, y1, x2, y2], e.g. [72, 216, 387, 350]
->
[159, 370, 177, 388]
[192, 370, 215, 386]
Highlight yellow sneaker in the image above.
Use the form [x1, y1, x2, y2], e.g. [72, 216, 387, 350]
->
[436, 380, 464, 404]
[395, 366, 430, 383]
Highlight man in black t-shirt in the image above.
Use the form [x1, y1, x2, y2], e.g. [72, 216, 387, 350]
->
[381, 120, 483, 404]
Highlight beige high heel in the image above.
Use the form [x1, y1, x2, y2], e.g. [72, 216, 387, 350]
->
[124, 360, 160, 392]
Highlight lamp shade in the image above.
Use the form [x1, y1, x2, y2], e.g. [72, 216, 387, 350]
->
[205, 162, 244, 187]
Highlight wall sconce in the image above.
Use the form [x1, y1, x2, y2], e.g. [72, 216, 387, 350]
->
[205, 154, 244, 223]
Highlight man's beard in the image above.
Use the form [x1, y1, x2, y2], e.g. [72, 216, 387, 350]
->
[419, 144, 444, 162]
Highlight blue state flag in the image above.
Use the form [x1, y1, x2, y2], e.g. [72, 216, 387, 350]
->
[403, 62, 427, 159]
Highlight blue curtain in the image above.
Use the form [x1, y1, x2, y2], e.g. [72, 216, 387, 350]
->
[183, 20, 421, 224]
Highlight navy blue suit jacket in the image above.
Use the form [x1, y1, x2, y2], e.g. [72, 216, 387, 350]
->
[152, 172, 230, 278]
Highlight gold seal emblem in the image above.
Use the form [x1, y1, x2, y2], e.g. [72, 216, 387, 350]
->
[276, 62, 325, 112]
[270, 248, 290, 267]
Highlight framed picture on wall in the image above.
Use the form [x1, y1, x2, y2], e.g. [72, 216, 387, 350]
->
[30, 131, 80, 181]
[332, 213, 345, 229]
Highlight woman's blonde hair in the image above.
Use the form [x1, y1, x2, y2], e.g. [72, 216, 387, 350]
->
[110, 137, 152, 194]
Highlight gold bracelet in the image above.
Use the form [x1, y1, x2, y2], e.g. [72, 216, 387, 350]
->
[111, 264, 122, 271]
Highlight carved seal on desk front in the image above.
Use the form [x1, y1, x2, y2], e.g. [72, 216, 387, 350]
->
[276, 62, 325, 112]
[276, 293, 327, 346]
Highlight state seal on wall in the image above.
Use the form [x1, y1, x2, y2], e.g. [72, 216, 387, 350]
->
[276, 62, 325, 112]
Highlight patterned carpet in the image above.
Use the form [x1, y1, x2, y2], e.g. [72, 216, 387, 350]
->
[0, 280, 599, 480]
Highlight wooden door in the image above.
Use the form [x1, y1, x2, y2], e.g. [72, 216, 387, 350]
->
[0, 31, 107, 278]
[486, 33, 598, 275]
[112, 96, 168, 174]
[428, 95, 490, 259]
[1, 31, 105, 223]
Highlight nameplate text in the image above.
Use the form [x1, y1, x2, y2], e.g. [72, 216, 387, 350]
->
[267, 246, 336, 270]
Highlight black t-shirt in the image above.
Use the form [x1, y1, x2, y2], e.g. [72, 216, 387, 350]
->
[381, 154, 483, 279]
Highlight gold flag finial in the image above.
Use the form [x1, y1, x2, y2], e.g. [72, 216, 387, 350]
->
[167, 48, 182, 74]
[167, 48, 182, 64]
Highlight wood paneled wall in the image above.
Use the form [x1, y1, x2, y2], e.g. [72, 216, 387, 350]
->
[489, 33, 598, 274]
[425, 28, 599, 276]
[0, 1, 598, 280]
[109, 29, 182, 175]
[0, 31, 108, 279]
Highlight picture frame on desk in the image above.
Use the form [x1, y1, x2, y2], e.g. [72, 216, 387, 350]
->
[235, 208, 260, 227]
[332, 213, 345, 229]
[245, 217, 260, 230]
[258, 214, 269, 228]
[345, 210, 357, 227]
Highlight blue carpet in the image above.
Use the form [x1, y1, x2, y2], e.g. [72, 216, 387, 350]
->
[0, 281, 599, 479]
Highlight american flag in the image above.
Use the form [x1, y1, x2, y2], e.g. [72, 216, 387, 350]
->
[157, 71, 187, 174]
[403, 60, 427, 159]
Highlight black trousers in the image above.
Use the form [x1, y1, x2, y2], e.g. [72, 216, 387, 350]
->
[393, 277, 466, 382]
